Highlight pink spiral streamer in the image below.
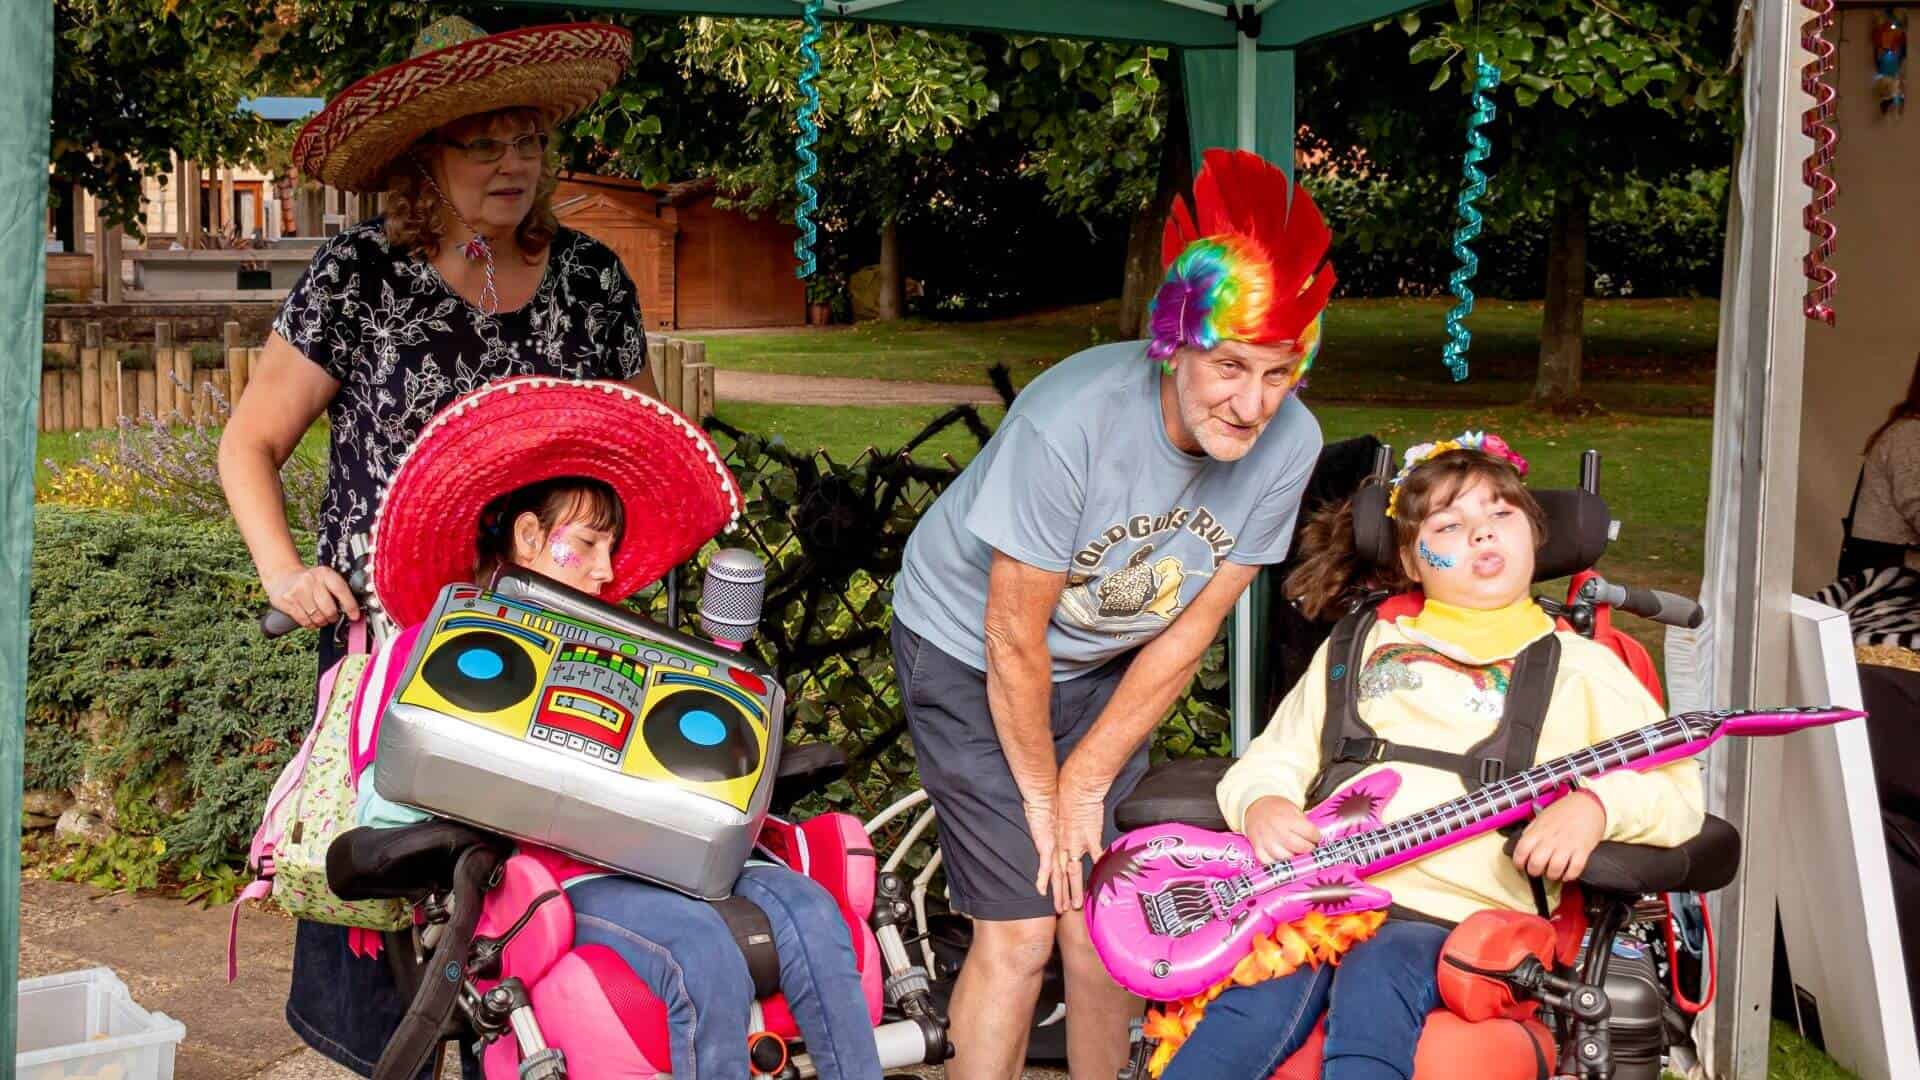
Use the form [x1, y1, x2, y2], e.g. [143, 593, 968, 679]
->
[1803, 0, 1840, 325]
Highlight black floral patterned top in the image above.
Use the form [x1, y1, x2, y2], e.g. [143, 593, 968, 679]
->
[272, 220, 648, 577]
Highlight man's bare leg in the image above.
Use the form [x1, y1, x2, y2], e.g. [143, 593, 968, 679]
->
[946, 915, 1059, 1080]
[1058, 909, 1143, 1080]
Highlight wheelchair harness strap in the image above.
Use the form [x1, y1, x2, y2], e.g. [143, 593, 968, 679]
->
[1306, 602, 1562, 914]
[712, 895, 782, 999]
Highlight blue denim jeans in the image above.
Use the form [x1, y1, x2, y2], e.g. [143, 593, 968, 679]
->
[1160, 919, 1450, 1080]
[568, 864, 884, 1080]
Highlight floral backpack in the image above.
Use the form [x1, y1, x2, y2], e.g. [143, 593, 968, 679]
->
[226, 620, 410, 980]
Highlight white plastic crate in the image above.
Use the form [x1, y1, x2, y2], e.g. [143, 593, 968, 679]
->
[17, 968, 186, 1080]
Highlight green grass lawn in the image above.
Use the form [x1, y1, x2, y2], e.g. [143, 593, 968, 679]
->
[1772, 1021, 1859, 1080]
[685, 297, 1719, 414]
[711, 398, 1708, 664]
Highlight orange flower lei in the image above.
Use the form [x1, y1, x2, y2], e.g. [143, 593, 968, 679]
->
[1142, 910, 1390, 1078]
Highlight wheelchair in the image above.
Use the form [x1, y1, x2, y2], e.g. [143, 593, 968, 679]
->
[291, 560, 953, 1080]
[865, 440, 1732, 1080]
[325, 738, 952, 1080]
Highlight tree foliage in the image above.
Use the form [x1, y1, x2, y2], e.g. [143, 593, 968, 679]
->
[52, 0, 278, 233]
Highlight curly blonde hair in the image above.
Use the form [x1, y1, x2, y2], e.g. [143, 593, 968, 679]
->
[381, 107, 560, 261]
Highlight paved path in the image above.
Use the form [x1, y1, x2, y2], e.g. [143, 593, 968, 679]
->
[716, 370, 1003, 407]
[22, 877, 1066, 1079]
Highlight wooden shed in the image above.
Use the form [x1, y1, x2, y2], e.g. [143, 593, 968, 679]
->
[553, 173, 805, 331]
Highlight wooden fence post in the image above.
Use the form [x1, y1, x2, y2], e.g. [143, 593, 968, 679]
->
[80, 322, 102, 429]
[114, 351, 136, 424]
[659, 339, 685, 414]
[225, 319, 247, 411]
[155, 322, 182, 422]
[60, 368, 81, 432]
[680, 340, 713, 423]
[233, 346, 256, 406]
[39, 370, 58, 433]
[41, 321, 76, 432]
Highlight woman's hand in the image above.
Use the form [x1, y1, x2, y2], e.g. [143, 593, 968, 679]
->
[1242, 796, 1322, 864]
[266, 564, 361, 628]
[1512, 790, 1608, 882]
[218, 333, 340, 612]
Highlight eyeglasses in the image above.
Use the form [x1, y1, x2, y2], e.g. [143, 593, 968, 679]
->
[438, 131, 551, 164]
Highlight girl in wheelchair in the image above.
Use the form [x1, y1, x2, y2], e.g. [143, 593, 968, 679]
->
[1161, 433, 1706, 1080]
[351, 377, 884, 1080]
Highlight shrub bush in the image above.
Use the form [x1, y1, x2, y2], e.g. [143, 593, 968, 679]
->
[27, 506, 317, 892]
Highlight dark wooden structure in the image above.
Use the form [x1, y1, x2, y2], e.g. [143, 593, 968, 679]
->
[553, 173, 804, 331]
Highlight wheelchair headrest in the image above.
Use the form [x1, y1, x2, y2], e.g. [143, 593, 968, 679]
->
[1352, 484, 1612, 582]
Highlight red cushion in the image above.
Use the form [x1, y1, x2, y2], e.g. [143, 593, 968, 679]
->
[758, 812, 886, 1024]
[1436, 911, 1553, 1023]
[1271, 1012, 1554, 1080]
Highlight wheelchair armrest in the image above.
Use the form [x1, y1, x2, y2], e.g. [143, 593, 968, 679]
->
[327, 820, 510, 902]
[770, 741, 850, 814]
[1114, 758, 1232, 833]
[1577, 813, 1741, 897]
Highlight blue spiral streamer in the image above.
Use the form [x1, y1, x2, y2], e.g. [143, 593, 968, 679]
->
[1441, 53, 1500, 382]
[792, 0, 824, 279]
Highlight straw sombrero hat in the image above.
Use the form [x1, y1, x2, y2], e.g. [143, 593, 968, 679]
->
[293, 16, 632, 193]
[370, 377, 743, 627]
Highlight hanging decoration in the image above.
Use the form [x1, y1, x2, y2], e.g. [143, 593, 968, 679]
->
[792, 0, 824, 279]
[1441, 53, 1499, 383]
[1802, 0, 1839, 325]
[1873, 8, 1909, 114]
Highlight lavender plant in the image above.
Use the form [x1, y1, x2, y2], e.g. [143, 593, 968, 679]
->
[41, 373, 326, 526]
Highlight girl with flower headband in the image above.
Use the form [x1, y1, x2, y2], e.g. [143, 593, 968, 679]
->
[1147, 434, 1705, 1080]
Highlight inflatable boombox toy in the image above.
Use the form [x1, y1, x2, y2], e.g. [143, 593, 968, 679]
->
[374, 567, 785, 899]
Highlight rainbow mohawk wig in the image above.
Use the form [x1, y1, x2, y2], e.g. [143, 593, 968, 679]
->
[1147, 150, 1336, 372]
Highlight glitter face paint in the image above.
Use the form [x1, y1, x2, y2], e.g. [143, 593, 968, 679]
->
[547, 526, 581, 569]
[1417, 540, 1458, 570]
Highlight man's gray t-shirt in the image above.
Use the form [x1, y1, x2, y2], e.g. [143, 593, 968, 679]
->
[893, 340, 1322, 680]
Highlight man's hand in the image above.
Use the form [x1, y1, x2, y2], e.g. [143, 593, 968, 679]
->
[1050, 763, 1111, 913]
[1512, 790, 1607, 882]
[1024, 793, 1058, 899]
[1242, 796, 1322, 864]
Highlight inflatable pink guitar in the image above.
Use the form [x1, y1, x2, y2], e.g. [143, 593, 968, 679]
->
[1086, 706, 1861, 999]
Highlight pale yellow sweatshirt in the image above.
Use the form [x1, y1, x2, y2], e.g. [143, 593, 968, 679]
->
[1216, 599, 1705, 924]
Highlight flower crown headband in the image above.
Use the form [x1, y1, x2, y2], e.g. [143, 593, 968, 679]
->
[1384, 430, 1530, 519]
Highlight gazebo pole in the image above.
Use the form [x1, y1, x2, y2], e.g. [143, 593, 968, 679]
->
[1167, 16, 1290, 757]
[1698, 0, 1810, 1074]
[0, 0, 54, 1061]
[1178, 18, 1297, 755]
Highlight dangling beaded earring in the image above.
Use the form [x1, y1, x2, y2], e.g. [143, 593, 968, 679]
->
[419, 167, 500, 317]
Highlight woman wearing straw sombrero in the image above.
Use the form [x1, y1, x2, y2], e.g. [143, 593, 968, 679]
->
[216, 17, 654, 1074]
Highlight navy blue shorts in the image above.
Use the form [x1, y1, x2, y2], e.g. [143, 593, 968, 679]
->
[892, 620, 1150, 921]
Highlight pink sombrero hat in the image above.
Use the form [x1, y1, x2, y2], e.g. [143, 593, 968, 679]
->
[371, 377, 743, 627]
[293, 17, 633, 193]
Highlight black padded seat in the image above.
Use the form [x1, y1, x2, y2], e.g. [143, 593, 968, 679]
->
[1115, 757, 1232, 832]
[327, 820, 508, 902]
[1576, 813, 1740, 896]
[771, 741, 849, 813]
